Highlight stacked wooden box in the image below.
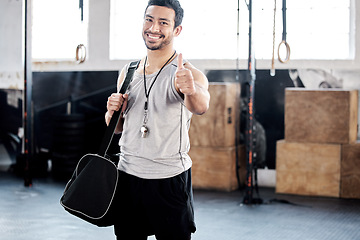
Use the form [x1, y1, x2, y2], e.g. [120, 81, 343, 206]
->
[189, 82, 246, 191]
[276, 88, 359, 198]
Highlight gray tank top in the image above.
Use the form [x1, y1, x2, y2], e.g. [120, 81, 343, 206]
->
[118, 57, 193, 179]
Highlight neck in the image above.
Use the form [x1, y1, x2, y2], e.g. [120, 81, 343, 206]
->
[146, 48, 176, 69]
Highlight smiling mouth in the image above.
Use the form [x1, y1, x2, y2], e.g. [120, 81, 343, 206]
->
[146, 32, 164, 41]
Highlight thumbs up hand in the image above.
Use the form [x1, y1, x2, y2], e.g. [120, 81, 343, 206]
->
[175, 53, 196, 96]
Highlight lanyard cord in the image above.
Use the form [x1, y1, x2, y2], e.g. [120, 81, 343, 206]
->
[143, 51, 177, 110]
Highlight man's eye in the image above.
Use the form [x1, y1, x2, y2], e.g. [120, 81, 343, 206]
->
[160, 21, 168, 25]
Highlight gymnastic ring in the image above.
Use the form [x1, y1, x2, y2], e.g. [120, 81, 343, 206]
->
[76, 44, 86, 64]
[277, 40, 290, 63]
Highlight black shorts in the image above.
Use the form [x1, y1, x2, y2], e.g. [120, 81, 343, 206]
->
[114, 169, 196, 240]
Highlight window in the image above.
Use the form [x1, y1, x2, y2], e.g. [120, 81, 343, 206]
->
[109, 0, 147, 60]
[257, 0, 352, 60]
[32, 0, 88, 60]
[110, 0, 351, 60]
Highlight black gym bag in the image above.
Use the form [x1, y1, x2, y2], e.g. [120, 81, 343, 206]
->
[60, 61, 139, 227]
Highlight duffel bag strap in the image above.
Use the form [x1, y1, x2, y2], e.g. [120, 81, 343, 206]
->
[98, 60, 140, 157]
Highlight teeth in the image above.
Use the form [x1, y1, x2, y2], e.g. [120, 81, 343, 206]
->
[148, 34, 161, 39]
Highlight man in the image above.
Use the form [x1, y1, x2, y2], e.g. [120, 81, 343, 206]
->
[106, 0, 210, 239]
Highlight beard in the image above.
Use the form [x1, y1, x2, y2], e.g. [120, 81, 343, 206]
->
[143, 32, 171, 50]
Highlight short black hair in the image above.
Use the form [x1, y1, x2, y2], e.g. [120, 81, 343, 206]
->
[145, 0, 184, 28]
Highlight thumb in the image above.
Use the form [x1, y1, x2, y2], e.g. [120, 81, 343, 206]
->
[177, 53, 184, 70]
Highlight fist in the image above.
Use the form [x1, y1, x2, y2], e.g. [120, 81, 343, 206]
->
[106, 93, 128, 116]
[175, 53, 196, 96]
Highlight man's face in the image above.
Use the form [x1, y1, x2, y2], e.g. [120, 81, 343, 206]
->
[142, 5, 181, 51]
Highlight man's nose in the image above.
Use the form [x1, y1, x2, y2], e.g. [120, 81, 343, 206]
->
[149, 22, 160, 32]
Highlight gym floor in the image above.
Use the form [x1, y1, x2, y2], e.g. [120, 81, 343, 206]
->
[0, 144, 360, 240]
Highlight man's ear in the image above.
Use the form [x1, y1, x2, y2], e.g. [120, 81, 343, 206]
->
[174, 25, 182, 36]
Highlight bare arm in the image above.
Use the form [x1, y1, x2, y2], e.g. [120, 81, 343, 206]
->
[105, 67, 127, 134]
[175, 53, 210, 115]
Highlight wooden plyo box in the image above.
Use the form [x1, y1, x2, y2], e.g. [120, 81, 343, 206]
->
[341, 141, 360, 199]
[190, 145, 246, 192]
[276, 140, 341, 197]
[189, 82, 240, 148]
[284, 88, 358, 144]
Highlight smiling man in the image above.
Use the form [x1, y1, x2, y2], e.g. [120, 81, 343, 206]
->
[105, 0, 210, 239]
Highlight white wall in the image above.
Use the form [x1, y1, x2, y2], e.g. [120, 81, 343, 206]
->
[0, 0, 24, 90]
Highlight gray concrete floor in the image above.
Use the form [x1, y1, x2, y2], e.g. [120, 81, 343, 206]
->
[0, 146, 360, 240]
[1, 172, 360, 240]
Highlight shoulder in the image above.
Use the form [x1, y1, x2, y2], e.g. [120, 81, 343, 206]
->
[117, 61, 140, 92]
[117, 66, 127, 92]
[184, 61, 209, 89]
